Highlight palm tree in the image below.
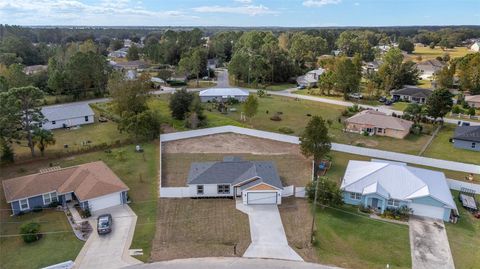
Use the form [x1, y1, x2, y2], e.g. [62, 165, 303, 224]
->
[33, 129, 56, 157]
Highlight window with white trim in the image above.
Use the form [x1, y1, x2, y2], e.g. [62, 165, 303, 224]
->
[19, 199, 29, 210]
[43, 192, 58, 205]
[349, 192, 361, 200]
[197, 185, 204, 195]
[217, 184, 230, 194]
[387, 199, 400, 207]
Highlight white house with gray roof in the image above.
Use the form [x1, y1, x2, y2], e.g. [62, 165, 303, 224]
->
[187, 156, 283, 205]
[41, 103, 95, 130]
[199, 88, 250, 103]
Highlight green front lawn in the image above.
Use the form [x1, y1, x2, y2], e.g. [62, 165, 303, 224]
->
[1, 142, 159, 265]
[265, 83, 296, 91]
[0, 211, 84, 269]
[314, 206, 411, 269]
[391, 102, 409, 111]
[445, 191, 480, 269]
[424, 124, 480, 166]
[409, 46, 472, 62]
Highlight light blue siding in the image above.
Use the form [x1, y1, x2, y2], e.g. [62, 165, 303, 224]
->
[453, 139, 479, 151]
[343, 192, 363, 205]
[411, 196, 445, 207]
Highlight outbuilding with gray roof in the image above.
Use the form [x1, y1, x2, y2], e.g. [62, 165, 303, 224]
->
[41, 103, 95, 130]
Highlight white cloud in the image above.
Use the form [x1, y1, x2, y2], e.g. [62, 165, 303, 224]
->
[0, 0, 196, 25]
[303, 0, 341, 7]
[234, 0, 253, 3]
[354, 2, 360, 6]
[192, 4, 278, 16]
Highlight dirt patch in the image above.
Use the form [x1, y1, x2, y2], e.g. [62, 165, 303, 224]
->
[162, 153, 311, 187]
[353, 139, 379, 147]
[163, 133, 303, 155]
[160, 124, 176, 134]
[151, 198, 250, 261]
[279, 198, 319, 263]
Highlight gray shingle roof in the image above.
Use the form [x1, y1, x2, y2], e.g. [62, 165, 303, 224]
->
[392, 86, 433, 99]
[187, 157, 283, 189]
[41, 103, 94, 122]
[454, 126, 480, 143]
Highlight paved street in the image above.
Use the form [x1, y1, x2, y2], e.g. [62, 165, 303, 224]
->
[236, 201, 303, 261]
[124, 257, 342, 269]
[409, 217, 455, 269]
[74, 205, 141, 269]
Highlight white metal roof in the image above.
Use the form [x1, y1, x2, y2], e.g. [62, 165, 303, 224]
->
[199, 88, 249, 97]
[41, 103, 95, 122]
[341, 160, 457, 210]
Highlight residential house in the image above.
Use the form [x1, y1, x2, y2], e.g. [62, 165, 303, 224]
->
[391, 86, 433, 104]
[341, 159, 458, 222]
[362, 60, 382, 74]
[470, 41, 480, 52]
[465, 95, 480, 108]
[41, 103, 95, 130]
[453, 126, 480, 151]
[187, 157, 283, 205]
[296, 68, 325, 87]
[111, 60, 149, 71]
[23, 65, 47, 75]
[207, 58, 219, 70]
[415, 59, 445, 80]
[2, 161, 129, 215]
[345, 110, 413, 139]
[199, 88, 250, 103]
[108, 48, 128, 58]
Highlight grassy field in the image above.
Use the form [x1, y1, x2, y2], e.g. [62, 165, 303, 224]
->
[187, 80, 216, 88]
[445, 191, 480, 269]
[314, 205, 411, 269]
[12, 107, 130, 160]
[265, 83, 297, 91]
[417, 79, 433, 89]
[1, 141, 160, 264]
[0, 211, 85, 269]
[424, 124, 480, 165]
[151, 199, 250, 261]
[409, 46, 472, 62]
[391, 101, 410, 111]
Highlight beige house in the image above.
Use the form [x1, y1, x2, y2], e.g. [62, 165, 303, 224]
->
[465, 95, 480, 108]
[345, 110, 413, 139]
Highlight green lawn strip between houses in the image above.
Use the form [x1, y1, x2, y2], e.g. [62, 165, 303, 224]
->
[0, 142, 159, 266]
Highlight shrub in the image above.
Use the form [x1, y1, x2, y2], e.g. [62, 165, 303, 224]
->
[468, 107, 476, 116]
[451, 105, 463, 114]
[270, 114, 282, 121]
[48, 201, 60, 208]
[278, 127, 294, 134]
[32, 206, 43, 213]
[20, 222, 41, 243]
[359, 204, 372, 213]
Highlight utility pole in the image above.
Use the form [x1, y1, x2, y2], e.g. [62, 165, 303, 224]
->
[310, 159, 319, 244]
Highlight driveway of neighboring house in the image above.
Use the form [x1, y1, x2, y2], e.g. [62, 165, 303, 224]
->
[236, 201, 303, 261]
[74, 205, 142, 269]
[409, 216, 455, 269]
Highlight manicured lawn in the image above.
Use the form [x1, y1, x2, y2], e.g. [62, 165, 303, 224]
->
[409, 45, 472, 62]
[0, 211, 84, 269]
[391, 101, 409, 111]
[424, 124, 480, 166]
[1, 141, 159, 263]
[314, 205, 411, 269]
[418, 79, 433, 89]
[187, 80, 216, 88]
[445, 191, 480, 269]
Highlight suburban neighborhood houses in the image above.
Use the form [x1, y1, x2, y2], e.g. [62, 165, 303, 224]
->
[1, 2, 480, 269]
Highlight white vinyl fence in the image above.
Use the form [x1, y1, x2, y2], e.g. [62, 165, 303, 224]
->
[282, 185, 295, 197]
[447, 179, 480, 193]
[42, 261, 74, 269]
[159, 187, 190, 198]
[295, 187, 306, 198]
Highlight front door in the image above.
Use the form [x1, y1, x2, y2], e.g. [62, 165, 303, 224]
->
[371, 198, 379, 208]
[65, 193, 72, 202]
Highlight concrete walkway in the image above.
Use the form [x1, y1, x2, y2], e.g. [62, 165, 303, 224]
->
[409, 216, 455, 269]
[236, 201, 303, 261]
[160, 125, 480, 174]
[74, 205, 142, 269]
[125, 257, 342, 269]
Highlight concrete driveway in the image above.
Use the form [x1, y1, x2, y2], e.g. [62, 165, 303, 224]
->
[74, 205, 142, 269]
[409, 216, 455, 269]
[236, 201, 303, 261]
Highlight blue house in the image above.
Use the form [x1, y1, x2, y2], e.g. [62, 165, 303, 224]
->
[453, 126, 480, 151]
[340, 160, 458, 222]
[2, 161, 129, 215]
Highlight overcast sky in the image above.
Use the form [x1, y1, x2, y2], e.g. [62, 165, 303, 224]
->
[0, 0, 479, 27]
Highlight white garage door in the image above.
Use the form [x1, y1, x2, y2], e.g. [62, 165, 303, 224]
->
[88, 193, 121, 212]
[246, 192, 277, 205]
[409, 203, 445, 220]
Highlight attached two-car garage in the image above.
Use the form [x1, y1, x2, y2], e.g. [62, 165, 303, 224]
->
[409, 203, 447, 220]
[242, 183, 282, 205]
[88, 192, 123, 212]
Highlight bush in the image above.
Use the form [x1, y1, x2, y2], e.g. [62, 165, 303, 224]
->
[278, 127, 294, 134]
[20, 222, 41, 243]
[359, 204, 372, 213]
[270, 114, 282, 121]
[32, 206, 43, 213]
[468, 107, 476, 116]
[48, 201, 60, 208]
[451, 105, 463, 114]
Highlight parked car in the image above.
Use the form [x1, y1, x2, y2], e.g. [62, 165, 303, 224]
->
[384, 99, 393, 106]
[97, 214, 113, 235]
[297, 84, 306, 89]
[378, 96, 387, 103]
[349, 93, 363, 99]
